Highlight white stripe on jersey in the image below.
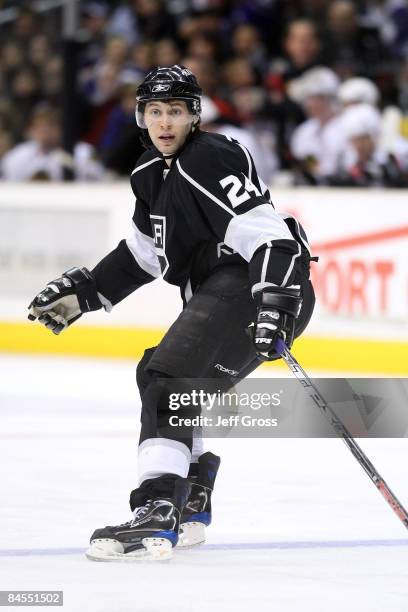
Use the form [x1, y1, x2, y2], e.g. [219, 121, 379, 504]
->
[224, 204, 293, 262]
[237, 143, 253, 182]
[258, 176, 274, 207]
[281, 242, 301, 286]
[223, 136, 254, 185]
[131, 157, 161, 175]
[176, 160, 237, 217]
[126, 220, 161, 278]
[280, 212, 311, 254]
[252, 281, 301, 295]
[252, 281, 279, 294]
[260, 243, 272, 283]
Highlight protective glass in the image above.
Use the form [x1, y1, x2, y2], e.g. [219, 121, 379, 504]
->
[135, 100, 196, 129]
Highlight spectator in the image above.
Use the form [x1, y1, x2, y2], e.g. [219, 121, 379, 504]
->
[200, 95, 278, 184]
[108, 0, 176, 46]
[299, 0, 332, 28]
[222, 57, 259, 92]
[397, 57, 408, 112]
[1, 0, 408, 185]
[99, 83, 144, 176]
[289, 66, 345, 183]
[1, 40, 26, 88]
[321, 1, 390, 80]
[0, 106, 105, 181]
[80, 60, 122, 145]
[178, 7, 225, 44]
[0, 98, 19, 143]
[0, 130, 14, 159]
[327, 103, 408, 187]
[230, 23, 268, 74]
[40, 57, 63, 106]
[182, 56, 219, 96]
[186, 32, 220, 62]
[360, 0, 408, 59]
[220, 57, 267, 131]
[80, 59, 119, 106]
[104, 36, 130, 71]
[80, 1, 110, 69]
[133, 0, 177, 39]
[262, 18, 324, 168]
[183, 56, 239, 123]
[29, 34, 52, 70]
[155, 38, 182, 67]
[6, 5, 42, 51]
[269, 19, 323, 86]
[10, 66, 41, 141]
[130, 40, 157, 79]
[228, 0, 289, 56]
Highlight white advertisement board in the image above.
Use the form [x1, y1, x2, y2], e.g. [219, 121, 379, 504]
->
[0, 185, 407, 342]
[275, 189, 407, 341]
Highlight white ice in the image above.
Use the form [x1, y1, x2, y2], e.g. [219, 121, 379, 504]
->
[1, 354, 407, 612]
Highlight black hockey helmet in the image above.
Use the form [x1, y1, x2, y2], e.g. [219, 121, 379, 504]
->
[135, 64, 202, 129]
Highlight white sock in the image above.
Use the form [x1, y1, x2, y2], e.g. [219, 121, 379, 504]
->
[191, 427, 204, 463]
[138, 438, 191, 485]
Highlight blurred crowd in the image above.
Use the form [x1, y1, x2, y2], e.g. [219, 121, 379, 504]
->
[1, 0, 408, 187]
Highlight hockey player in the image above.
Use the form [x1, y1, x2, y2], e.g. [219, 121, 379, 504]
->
[28, 65, 315, 561]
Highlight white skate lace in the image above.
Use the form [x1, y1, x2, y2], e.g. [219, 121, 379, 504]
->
[112, 501, 152, 529]
[130, 500, 152, 526]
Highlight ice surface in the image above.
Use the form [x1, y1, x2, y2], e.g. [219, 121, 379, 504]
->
[1, 355, 407, 612]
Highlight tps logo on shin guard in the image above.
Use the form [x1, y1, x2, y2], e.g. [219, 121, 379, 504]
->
[151, 215, 169, 275]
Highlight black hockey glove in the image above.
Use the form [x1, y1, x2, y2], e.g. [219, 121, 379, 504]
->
[28, 267, 102, 335]
[252, 287, 302, 360]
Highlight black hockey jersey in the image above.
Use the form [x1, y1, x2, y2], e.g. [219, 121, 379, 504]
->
[93, 131, 306, 306]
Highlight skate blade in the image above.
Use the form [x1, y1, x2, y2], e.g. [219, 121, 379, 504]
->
[177, 522, 206, 548]
[85, 537, 173, 562]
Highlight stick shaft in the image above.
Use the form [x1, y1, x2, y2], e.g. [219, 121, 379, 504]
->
[275, 337, 408, 529]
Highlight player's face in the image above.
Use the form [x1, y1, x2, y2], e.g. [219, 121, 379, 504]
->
[144, 100, 195, 156]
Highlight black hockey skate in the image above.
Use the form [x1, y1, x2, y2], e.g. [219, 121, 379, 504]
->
[86, 475, 191, 562]
[178, 452, 220, 548]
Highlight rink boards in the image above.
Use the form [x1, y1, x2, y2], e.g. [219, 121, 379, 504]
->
[0, 184, 407, 374]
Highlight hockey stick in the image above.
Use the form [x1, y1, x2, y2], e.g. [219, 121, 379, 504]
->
[274, 336, 408, 530]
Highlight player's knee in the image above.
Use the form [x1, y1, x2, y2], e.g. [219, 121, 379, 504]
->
[139, 371, 188, 440]
[139, 369, 172, 414]
[136, 346, 157, 395]
[143, 375, 200, 420]
[138, 369, 171, 438]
